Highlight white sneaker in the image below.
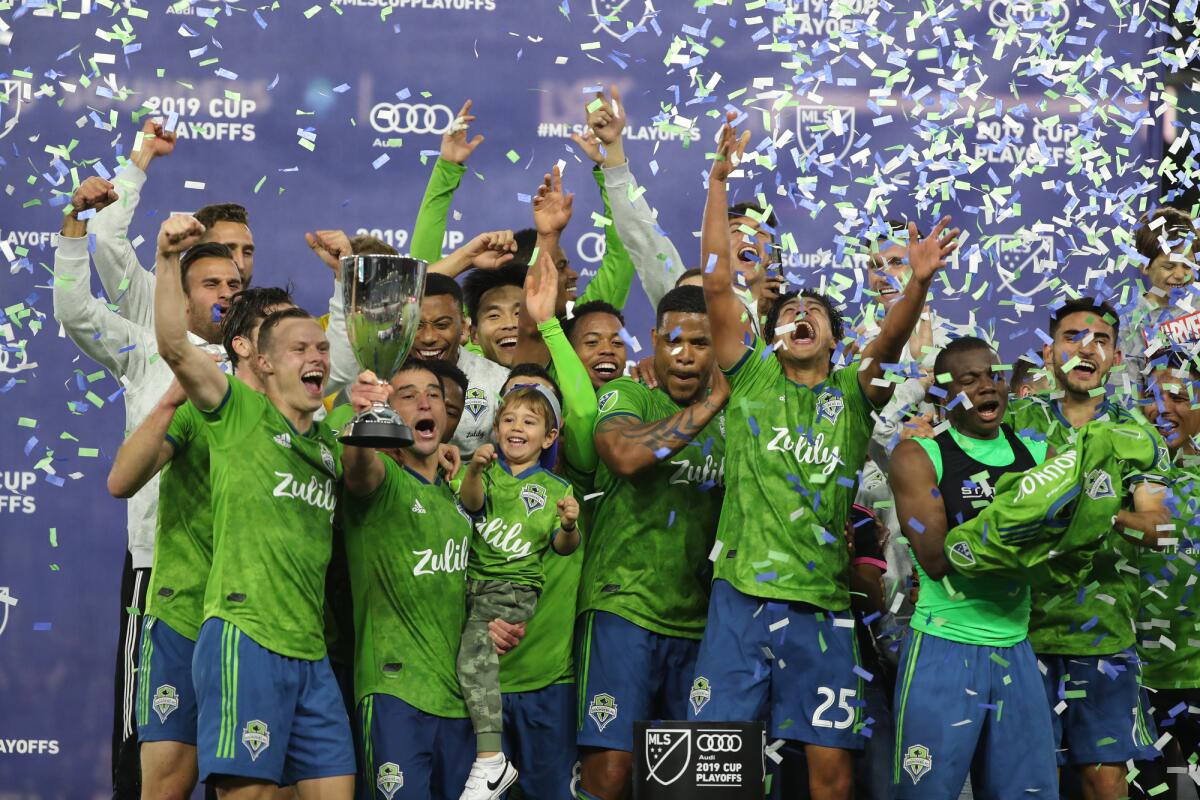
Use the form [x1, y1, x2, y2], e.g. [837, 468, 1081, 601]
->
[459, 754, 518, 800]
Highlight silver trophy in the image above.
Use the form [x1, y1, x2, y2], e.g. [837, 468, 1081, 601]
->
[338, 254, 428, 448]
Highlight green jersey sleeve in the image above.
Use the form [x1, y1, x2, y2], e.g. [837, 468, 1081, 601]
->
[411, 158, 467, 263]
[595, 376, 650, 425]
[724, 336, 774, 397]
[577, 166, 636, 308]
[166, 400, 201, 451]
[539, 317, 598, 473]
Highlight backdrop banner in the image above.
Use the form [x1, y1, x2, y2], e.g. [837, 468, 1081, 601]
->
[0, 0, 1170, 795]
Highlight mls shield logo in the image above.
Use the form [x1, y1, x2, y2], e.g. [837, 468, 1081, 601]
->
[465, 387, 489, 421]
[591, 0, 656, 38]
[1085, 469, 1115, 501]
[152, 684, 180, 724]
[991, 233, 1056, 297]
[520, 483, 548, 516]
[948, 541, 976, 568]
[796, 105, 856, 162]
[689, 676, 712, 715]
[588, 692, 618, 732]
[241, 720, 270, 761]
[645, 728, 691, 786]
[0, 79, 31, 141]
[320, 443, 336, 475]
[904, 743, 933, 784]
[816, 390, 845, 425]
[376, 762, 404, 800]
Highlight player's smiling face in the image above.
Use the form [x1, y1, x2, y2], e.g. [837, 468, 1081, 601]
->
[653, 311, 715, 405]
[1044, 311, 1120, 398]
[943, 347, 1007, 438]
[387, 367, 446, 458]
[1144, 366, 1200, 453]
[495, 399, 557, 468]
[868, 239, 909, 308]
[415, 294, 464, 363]
[1143, 245, 1197, 301]
[773, 296, 834, 365]
[260, 317, 329, 415]
[471, 285, 522, 367]
[569, 312, 627, 389]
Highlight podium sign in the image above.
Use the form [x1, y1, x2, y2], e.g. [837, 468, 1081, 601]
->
[633, 721, 765, 799]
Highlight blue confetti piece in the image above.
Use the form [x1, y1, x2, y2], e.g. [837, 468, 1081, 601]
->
[211, 304, 222, 322]
[332, 83, 350, 94]
[32, 622, 51, 631]
[852, 665, 874, 682]
[747, 416, 759, 436]
[372, 153, 390, 170]
[908, 517, 925, 534]
[667, 511, 676, 527]
[252, 9, 267, 28]
[23, 436, 37, 456]
[44, 475, 64, 487]
[755, 572, 777, 583]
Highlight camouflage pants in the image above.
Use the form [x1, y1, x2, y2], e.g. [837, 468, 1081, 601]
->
[457, 578, 539, 753]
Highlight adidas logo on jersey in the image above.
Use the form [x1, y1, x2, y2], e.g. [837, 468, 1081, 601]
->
[273, 433, 291, 449]
[412, 499, 427, 514]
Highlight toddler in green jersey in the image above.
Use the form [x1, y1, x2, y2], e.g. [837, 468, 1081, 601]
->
[455, 381, 580, 800]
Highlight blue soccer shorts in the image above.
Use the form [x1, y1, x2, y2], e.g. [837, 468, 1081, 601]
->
[193, 618, 355, 785]
[688, 580, 866, 751]
[575, 610, 699, 752]
[1039, 649, 1158, 765]
[357, 693, 473, 800]
[892, 630, 1057, 798]
[503, 682, 577, 798]
[136, 616, 198, 745]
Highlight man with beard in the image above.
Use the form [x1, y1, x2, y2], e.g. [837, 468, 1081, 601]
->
[888, 337, 1056, 798]
[52, 177, 242, 798]
[575, 286, 728, 800]
[1007, 298, 1169, 799]
[688, 112, 960, 800]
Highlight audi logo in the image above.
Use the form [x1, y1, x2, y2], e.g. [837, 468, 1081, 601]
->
[369, 103, 454, 135]
[697, 733, 742, 752]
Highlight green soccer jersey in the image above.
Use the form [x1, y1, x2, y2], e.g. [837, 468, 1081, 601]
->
[715, 337, 875, 609]
[343, 455, 473, 715]
[145, 401, 212, 641]
[201, 376, 343, 660]
[911, 428, 1048, 647]
[1006, 394, 1166, 655]
[1138, 464, 1200, 689]
[466, 460, 574, 589]
[579, 377, 726, 639]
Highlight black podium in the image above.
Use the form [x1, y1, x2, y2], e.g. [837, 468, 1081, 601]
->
[633, 721, 765, 799]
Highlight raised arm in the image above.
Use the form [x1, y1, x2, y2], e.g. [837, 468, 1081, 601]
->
[53, 177, 141, 377]
[701, 112, 753, 370]
[90, 118, 176, 323]
[888, 439, 952, 581]
[859, 218, 959, 408]
[594, 370, 729, 480]
[551, 493, 580, 555]
[460, 443, 495, 514]
[428, 229, 516, 279]
[308, 229, 358, 398]
[512, 168, 574, 366]
[153, 215, 228, 411]
[107, 380, 183, 498]
[410, 99, 481, 262]
[341, 371, 390, 497]
[525, 251, 598, 471]
[513, 247, 557, 369]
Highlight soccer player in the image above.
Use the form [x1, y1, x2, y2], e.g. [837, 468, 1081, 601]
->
[51, 177, 243, 798]
[576, 285, 728, 800]
[455, 383, 581, 799]
[689, 113, 959, 800]
[1010, 356, 1052, 398]
[463, 266, 527, 368]
[106, 287, 293, 800]
[561, 302, 628, 389]
[152, 213, 355, 798]
[338, 360, 479, 800]
[1007, 298, 1169, 798]
[423, 357, 470, 443]
[1132, 353, 1200, 799]
[887, 337, 1057, 797]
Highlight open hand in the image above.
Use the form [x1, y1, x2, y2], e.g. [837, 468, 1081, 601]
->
[157, 214, 205, 256]
[441, 99, 485, 165]
[906, 217, 960, 283]
[465, 230, 517, 270]
[569, 127, 604, 165]
[710, 110, 750, 183]
[523, 248, 559, 326]
[532, 165, 574, 236]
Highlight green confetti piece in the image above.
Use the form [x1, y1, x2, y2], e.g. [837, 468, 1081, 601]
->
[988, 652, 1010, 669]
[303, 4, 321, 18]
[49, 528, 57, 547]
[254, 175, 266, 193]
[1063, 689, 1087, 699]
[49, 564, 59, 572]
[1096, 737, 1117, 746]
[506, 149, 521, 163]
[85, 391, 105, 408]
[586, 98, 604, 113]
[17, 417, 36, 428]
[78, 447, 99, 457]
[817, 631, 827, 652]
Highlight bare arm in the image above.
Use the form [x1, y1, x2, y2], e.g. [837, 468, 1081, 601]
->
[888, 439, 952, 581]
[850, 564, 885, 615]
[701, 113, 754, 370]
[859, 218, 959, 408]
[594, 371, 729, 480]
[428, 230, 516, 278]
[107, 383, 182, 498]
[550, 494, 580, 555]
[153, 215, 228, 412]
[341, 372, 390, 497]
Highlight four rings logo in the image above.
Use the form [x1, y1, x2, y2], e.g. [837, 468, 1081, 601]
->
[988, 0, 1069, 29]
[697, 732, 742, 752]
[369, 103, 454, 135]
